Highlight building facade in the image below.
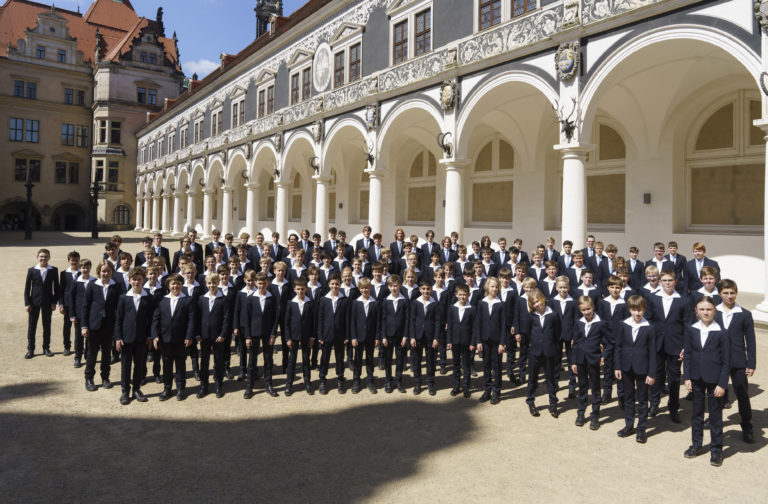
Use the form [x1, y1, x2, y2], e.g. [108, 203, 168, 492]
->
[0, 0, 183, 230]
[135, 0, 768, 305]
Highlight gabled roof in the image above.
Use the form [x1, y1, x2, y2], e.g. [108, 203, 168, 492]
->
[82, 0, 137, 32]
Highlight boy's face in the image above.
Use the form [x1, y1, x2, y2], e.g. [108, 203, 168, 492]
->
[443, 263, 452, 275]
[456, 290, 468, 304]
[408, 256, 417, 267]
[586, 237, 595, 248]
[482, 251, 491, 261]
[471, 244, 480, 253]
[629, 251, 638, 260]
[359, 285, 371, 298]
[546, 265, 557, 278]
[695, 302, 715, 324]
[130, 275, 144, 292]
[154, 236, 162, 246]
[212, 232, 221, 242]
[388, 283, 400, 297]
[582, 273, 593, 287]
[463, 274, 474, 286]
[214, 250, 224, 262]
[256, 279, 267, 293]
[68, 257, 79, 269]
[229, 262, 239, 273]
[374, 237, 381, 246]
[693, 249, 705, 260]
[255, 235, 264, 245]
[654, 247, 664, 259]
[187, 232, 196, 243]
[606, 251, 616, 260]
[338, 235, 346, 244]
[120, 257, 131, 268]
[336, 247, 345, 257]
[498, 239, 507, 249]
[573, 255, 583, 267]
[405, 273, 417, 285]
[206, 258, 216, 271]
[328, 279, 340, 295]
[434, 274, 444, 286]
[595, 245, 603, 256]
[312, 250, 320, 261]
[720, 287, 737, 308]
[99, 266, 112, 282]
[322, 256, 331, 266]
[701, 274, 716, 291]
[342, 270, 353, 284]
[107, 248, 117, 259]
[442, 238, 451, 248]
[372, 270, 382, 281]
[420, 285, 432, 299]
[630, 307, 644, 323]
[294, 285, 306, 298]
[668, 245, 678, 255]
[237, 249, 247, 261]
[313, 236, 321, 246]
[219, 271, 230, 285]
[563, 244, 572, 254]
[184, 270, 195, 283]
[458, 249, 467, 260]
[146, 269, 157, 284]
[556, 283, 569, 297]
[207, 279, 218, 294]
[660, 274, 676, 294]
[169, 280, 182, 295]
[580, 304, 594, 320]
[619, 274, 629, 286]
[607, 284, 621, 299]
[225, 236, 233, 245]
[515, 268, 525, 281]
[533, 255, 542, 266]
[431, 255, 440, 264]
[646, 272, 658, 284]
[352, 260, 361, 271]
[473, 264, 483, 276]
[499, 276, 510, 288]
[245, 278, 255, 289]
[274, 267, 285, 279]
[301, 230, 310, 240]
[308, 271, 319, 282]
[532, 297, 544, 313]
[546, 240, 554, 250]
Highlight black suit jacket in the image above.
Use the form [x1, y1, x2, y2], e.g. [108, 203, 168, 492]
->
[24, 266, 60, 306]
[683, 324, 729, 387]
[409, 298, 440, 343]
[447, 303, 475, 346]
[571, 317, 607, 365]
[152, 294, 196, 343]
[350, 298, 380, 343]
[284, 297, 315, 342]
[316, 294, 349, 343]
[197, 293, 231, 341]
[82, 279, 122, 331]
[715, 308, 756, 370]
[684, 258, 720, 294]
[114, 293, 154, 343]
[59, 268, 79, 310]
[648, 293, 692, 354]
[188, 243, 204, 273]
[473, 299, 507, 345]
[245, 291, 279, 340]
[526, 309, 560, 358]
[614, 321, 656, 374]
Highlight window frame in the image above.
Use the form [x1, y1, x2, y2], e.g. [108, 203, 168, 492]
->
[414, 8, 432, 57]
[9, 117, 23, 142]
[110, 121, 121, 144]
[474, 0, 538, 32]
[388, 1, 433, 65]
[469, 135, 516, 226]
[211, 107, 223, 137]
[25, 119, 39, 143]
[64, 88, 74, 104]
[76, 125, 89, 147]
[61, 123, 75, 146]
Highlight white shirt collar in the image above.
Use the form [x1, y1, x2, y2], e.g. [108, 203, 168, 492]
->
[624, 317, 649, 328]
[125, 289, 148, 299]
[418, 296, 434, 307]
[78, 275, 93, 283]
[716, 303, 742, 314]
[95, 278, 116, 287]
[35, 264, 53, 272]
[387, 293, 406, 302]
[204, 290, 223, 300]
[165, 292, 187, 299]
[692, 320, 722, 332]
[579, 314, 601, 324]
[657, 290, 681, 299]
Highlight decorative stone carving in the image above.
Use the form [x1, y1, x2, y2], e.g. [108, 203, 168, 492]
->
[756, 0, 768, 29]
[283, 97, 323, 125]
[313, 42, 332, 92]
[311, 120, 323, 142]
[379, 49, 451, 92]
[582, 0, 662, 25]
[272, 133, 282, 153]
[563, 1, 580, 29]
[366, 103, 378, 131]
[555, 41, 580, 81]
[325, 76, 378, 111]
[440, 79, 458, 112]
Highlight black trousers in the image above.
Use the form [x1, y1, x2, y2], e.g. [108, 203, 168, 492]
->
[286, 339, 311, 387]
[85, 327, 113, 381]
[353, 339, 375, 383]
[235, 332, 249, 375]
[483, 341, 503, 394]
[505, 336, 517, 378]
[691, 378, 723, 454]
[516, 336, 529, 382]
[200, 338, 227, 386]
[382, 338, 407, 384]
[602, 347, 624, 398]
[160, 341, 186, 389]
[120, 340, 147, 391]
[247, 338, 274, 387]
[319, 339, 346, 381]
[452, 344, 472, 390]
[727, 367, 753, 433]
[437, 328, 447, 367]
[576, 359, 602, 416]
[411, 340, 436, 386]
[72, 320, 84, 359]
[526, 353, 557, 406]
[621, 369, 649, 431]
[27, 304, 52, 352]
[650, 352, 681, 412]
[61, 307, 72, 350]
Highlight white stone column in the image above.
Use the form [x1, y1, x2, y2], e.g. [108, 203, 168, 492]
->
[221, 187, 233, 235]
[275, 181, 288, 240]
[202, 189, 213, 239]
[754, 121, 768, 315]
[314, 174, 330, 240]
[555, 144, 592, 249]
[161, 195, 170, 234]
[143, 198, 151, 231]
[245, 182, 258, 239]
[367, 169, 383, 235]
[151, 196, 160, 232]
[440, 159, 470, 241]
[135, 197, 143, 231]
[186, 190, 195, 233]
[172, 192, 182, 235]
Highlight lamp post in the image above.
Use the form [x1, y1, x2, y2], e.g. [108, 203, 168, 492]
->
[24, 169, 34, 240]
[90, 178, 100, 239]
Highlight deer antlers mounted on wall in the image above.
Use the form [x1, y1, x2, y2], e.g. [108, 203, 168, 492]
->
[553, 97, 578, 142]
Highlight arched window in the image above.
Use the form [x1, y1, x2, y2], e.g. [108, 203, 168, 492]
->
[470, 137, 514, 223]
[686, 91, 764, 230]
[290, 173, 302, 221]
[406, 149, 437, 223]
[113, 204, 130, 225]
[586, 123, 625, 227]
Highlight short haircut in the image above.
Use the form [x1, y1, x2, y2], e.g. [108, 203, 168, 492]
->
[595, 241, 604, 248]
[205, 272, 219, 285]
[563, 240, 573, 247]
[629, 246, 639, 254]
[605, 244, 618, 253]
[522, 277, 537, 289]
[225, 233, 234, 240]
[253, 272, 267, 283]
[627, 295, 646, 311]
[37, 248, 51, 256]
[272, 261, 286, 272]
[457, 245, 467, 253]
[105, 242, 117, 251]
[80, 259, 92, 269]
[363, 225, 372, 232]
[154, 232, 163, 239]
[668, 241, 678, 248]
[228, 256, 240, 266]
[307, 265, 319, 276]
[293, 278, 307, 288]
[653, 242, 664, 250]
[483, 277, 499, 296]
[97, 261, 114, 274]
[581, 268, 594, 278]
[357, 277, 371, 289]
[644, 264, 659, 276]
[111, 234, 123, 243]
[556, 275, 570, 287]
[454, 284, 469, 295]
[572, 250, 583, 258]
[328, 227, 337, 234]
[577, 295, 594, 310]
[119, 252, 132, 262]
[165, 273, 183, 287]
[615, 267, 629, 276]
[211, 228, 220, 236]
[183, 264, 197, 274]
[327, 273, 341, 284]
[129, 267, 146, 280]
[67, 250, 80, 260]
[700, 265, 718, 279]
[717, 278, 738, 292]
[544, 260, 557, 269]
[515, 263, 528, 273]
[659, 269, 676, 280]
[498, 267, 512, 279]
[692, 242, 706, 252]
[373, 232, 382, 240]
[419, 280, 433, 288]
[371, 263, 384, 273]
[605, 275, 622, 288]
[216, 265, 229, 275]
[434, 269, 445, 278]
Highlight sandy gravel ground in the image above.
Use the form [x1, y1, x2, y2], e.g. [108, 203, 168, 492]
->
[1, 231, 766, 503]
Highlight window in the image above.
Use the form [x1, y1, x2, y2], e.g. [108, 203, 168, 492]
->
[406, 149, 437, 222]
[14, 80, 24, 97]
[26, 82, 36, 99]
[414, 9, 431, 56]
[76, 90, 84, 105]
[349, 43, 361, 82]
[108, 162, 119, 184]
[110, 121, 121, 144]
[158, 137, 164, 157]
[140, 51, 147, 63]
[58, 50, 66, 63]
[149, 53, 157, 64]
[334, 51, 345, 89]
[168, 131, 176, 152]
[55, 162, 67, 183]
[148, 144, 154, 161]
[140, 148, 145, 164]
[76, 125, 88, 147]
[70, 162, 79, 184]
[479, 0, 501, 30]
[193, 118, 203, 143]
[137, 87, 147, 103]
[471, 137, 514, 223]
[61, 123, 75, 146]
[95, 160, 104, 183]
[232, 98, 246, 128]
[25, 120, 39, 143]
[64, 88, 74, 104]
[211, 109, 223, 136]
[258, 90, 266, 117]
[98, 120, 107, 143]
[180, 126, 188, 148]
[393, 20, 408, 64]
[302, 68, 312, 101]
[14, 159, 41, 182]
[512, 0, 537, 17]
[36, 46, 45, 59]
[113, 205, 131, 225]
[291, 73, 300, 105]
[148, 89, 157, 105]
[267, 86, 274, 114]
[9, 118, 23, 141]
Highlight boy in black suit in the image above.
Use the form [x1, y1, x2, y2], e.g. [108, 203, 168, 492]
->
[59, 250, 80, 357]
[243, 272, 280, 397]
[685, 242, 720, 295]
[284, 278, 316, 395]
[115, 267, 153, 405]
[349, 277, 380, 394]
[24, 248, 60, 358]
[355, 225, 372, 254]
[447, 284, 475, 397]
[316, 273, 349, 394]
[69, 259, 94, 367]
[556, 240, 573, 275]
[615, 295, 656, 443]
[683, 296, 729, 466]
[196, 272, 231, 398]
[571, 296, 606, 430]
[143, 265, 165, 382]
[409, 281, 440, 396]
[665, 241, 686, 292]
[715, 279, 756, 444]
[82, 261, 122, 391]
[380, 274, 409, 393]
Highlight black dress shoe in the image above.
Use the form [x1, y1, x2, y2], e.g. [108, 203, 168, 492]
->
[176, 388, 186, 401]
[575, 413, 586, 427]
[463, 388, 471, 398]
[266, 386, 278, 397]
[306, 383, 315, 395]
[670, 410, 681, 423]
[146, 353, 154, 363]
[194, 372, 201, 382]
[549, 406, 559, 418]
[450, 387, 460, 397]
[85, 379, 96, 392]
[196, 388, 208, 399]
[133, 389, 148, 402]
[319, 381, 328, 395]
[440, 366, 447, 375]
[479, 391, 491, 403]
[338, 380, 347, 394]
[225, 368, 234, 380]
[396, 382, 406, 394]
[215, 386, 224, 398]
[102, 379, 113, 389]
[636, 431, 647, 444]
[63, 349, 72, 356]
[44, 349, 54, 357]
[413, 385, 422, 396]
[243, 388, 254, 399]
[368, 383, 377, 395]
[159, 388, 172, 401]
[684, 446, 703, 458]
[237, 372, 245, 382]
[511, 376, 521, 386]
[743, 430, 755, 444]
[378, 360, 385, 371]
[351, 381, 360, 394]
[490, 393, 500, 405]
[120, 392, 130, 405]
[529, 404, 540, 417]
[74, 358, 82, 368]
[617, 426, 635, 438]
[710, 452, 723, 467]
[649, 404, 659, 417]
[428, 385, 436, 396]
[385, 383, 393, 394]
[723, 400, 732, 409]
[589, 417, 600, 430]
[285, 386, 293, 397]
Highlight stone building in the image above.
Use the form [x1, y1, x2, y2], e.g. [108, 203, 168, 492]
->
[135, 0, 768, 310]
[0, 0, 183, 230]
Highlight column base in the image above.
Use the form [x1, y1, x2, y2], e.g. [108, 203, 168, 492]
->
[752, 300, 768, 325]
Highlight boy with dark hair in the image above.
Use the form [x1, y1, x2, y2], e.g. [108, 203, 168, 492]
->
[115, 267, 153, 404]
[25, 248, 60, 358]
[59, 250, 80, 357]
[284, 278, 316, 396]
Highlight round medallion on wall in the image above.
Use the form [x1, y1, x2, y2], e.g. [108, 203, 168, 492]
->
[313, 42, 332, 93]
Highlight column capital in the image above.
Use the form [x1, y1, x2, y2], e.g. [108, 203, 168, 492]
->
[553, 142, 595, 155]
[221, 186, 234, 194]
[312, 173, 332, 183]
[364, 168, 386, 179]
[202, 188, 214, 196]
[245, 181, 260, 190]
[753, 118, 768, 133]
[438, 158, 471, 171]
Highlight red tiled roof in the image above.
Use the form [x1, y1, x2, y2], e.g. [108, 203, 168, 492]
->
[82, 0, 136, 32]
